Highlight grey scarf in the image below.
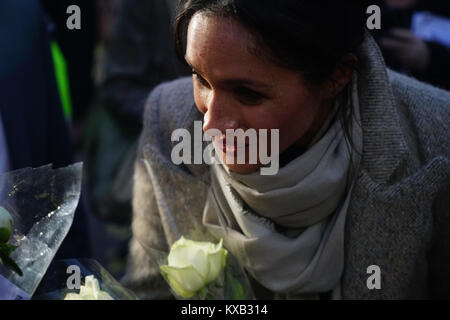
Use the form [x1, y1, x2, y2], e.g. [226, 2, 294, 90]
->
[202, 74, 363, 298]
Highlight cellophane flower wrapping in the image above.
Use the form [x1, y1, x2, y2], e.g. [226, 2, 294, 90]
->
[32, 258, 137, 300]
[0, 163, 82, 299]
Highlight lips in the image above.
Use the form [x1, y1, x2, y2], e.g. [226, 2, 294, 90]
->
[213, 137, 247, 155]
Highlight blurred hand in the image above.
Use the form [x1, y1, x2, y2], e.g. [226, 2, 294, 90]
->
[379, 28, 431, 73]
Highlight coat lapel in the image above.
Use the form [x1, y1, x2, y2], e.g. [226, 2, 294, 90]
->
[342, 158, 449, 299]
[341, 34, 450, 298]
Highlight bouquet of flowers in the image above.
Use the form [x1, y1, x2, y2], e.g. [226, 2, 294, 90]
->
[0, 164, 83, 299]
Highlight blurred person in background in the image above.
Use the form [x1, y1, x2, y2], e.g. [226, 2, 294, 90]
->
[40, 0, 98, 144]
[372, 0, 450, 89]
[82, 0, 188, 278]
[0, 0, 91, 260]
[84, 0, 188, 225]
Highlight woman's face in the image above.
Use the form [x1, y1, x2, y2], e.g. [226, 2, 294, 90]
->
[186, 13, 333, 174]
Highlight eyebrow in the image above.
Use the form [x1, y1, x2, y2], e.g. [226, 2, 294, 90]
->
[185, 56, 273, 90]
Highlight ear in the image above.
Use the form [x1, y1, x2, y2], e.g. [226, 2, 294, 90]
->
[324, 53, 358, 99]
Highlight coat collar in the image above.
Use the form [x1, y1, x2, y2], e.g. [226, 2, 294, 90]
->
[339, 35, 449, 299]
[355, 32, 409, 184]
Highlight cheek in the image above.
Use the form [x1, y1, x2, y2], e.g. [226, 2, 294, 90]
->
[278, 116, 310, 150]
[245, 95, 319, 151]
[193, 81, 208, 114]
[246, 103, 314, 131]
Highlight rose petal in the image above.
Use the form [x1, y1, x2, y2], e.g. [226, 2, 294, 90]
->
[160, 264, 206, 298]
[169, 239, 209, 277]
[205, 246, 227, 283]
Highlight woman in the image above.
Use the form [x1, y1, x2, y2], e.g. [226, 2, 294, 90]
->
[122, 0, 450, 299]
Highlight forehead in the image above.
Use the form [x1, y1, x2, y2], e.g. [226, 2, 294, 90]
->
[187, 13, 252, 49]
[185, 13, 268, 74]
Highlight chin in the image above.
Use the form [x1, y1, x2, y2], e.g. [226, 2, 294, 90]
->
[225, 163, 262, 174]
[219, 154, 262, 174]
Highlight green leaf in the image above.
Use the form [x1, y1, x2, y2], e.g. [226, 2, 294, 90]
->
[231, 278, 244, 300]
[198, 287, 209, 300]
[224, 269, 244, 300]
[0, 243, 18, 256]
[0, 244, 23, 276]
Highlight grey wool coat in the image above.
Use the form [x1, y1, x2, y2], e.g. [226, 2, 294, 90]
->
[121, 34, 450, 299]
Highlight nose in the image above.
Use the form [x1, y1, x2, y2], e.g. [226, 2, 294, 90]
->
[202, 92, 240, 135]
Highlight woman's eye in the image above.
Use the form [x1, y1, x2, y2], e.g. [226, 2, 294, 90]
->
[234, 87, 265, 105]
[192, 71, 210, 88]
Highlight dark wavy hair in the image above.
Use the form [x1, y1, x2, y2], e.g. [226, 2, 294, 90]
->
[174, 0, 367, 85]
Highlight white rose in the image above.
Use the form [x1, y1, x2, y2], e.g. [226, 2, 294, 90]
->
[0, 206, 13, 243]
[160, 237, 228, 298]
[64, 275, 114, 300]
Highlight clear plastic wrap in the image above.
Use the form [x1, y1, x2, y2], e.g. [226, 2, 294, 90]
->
[0, 163, 82, 299]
